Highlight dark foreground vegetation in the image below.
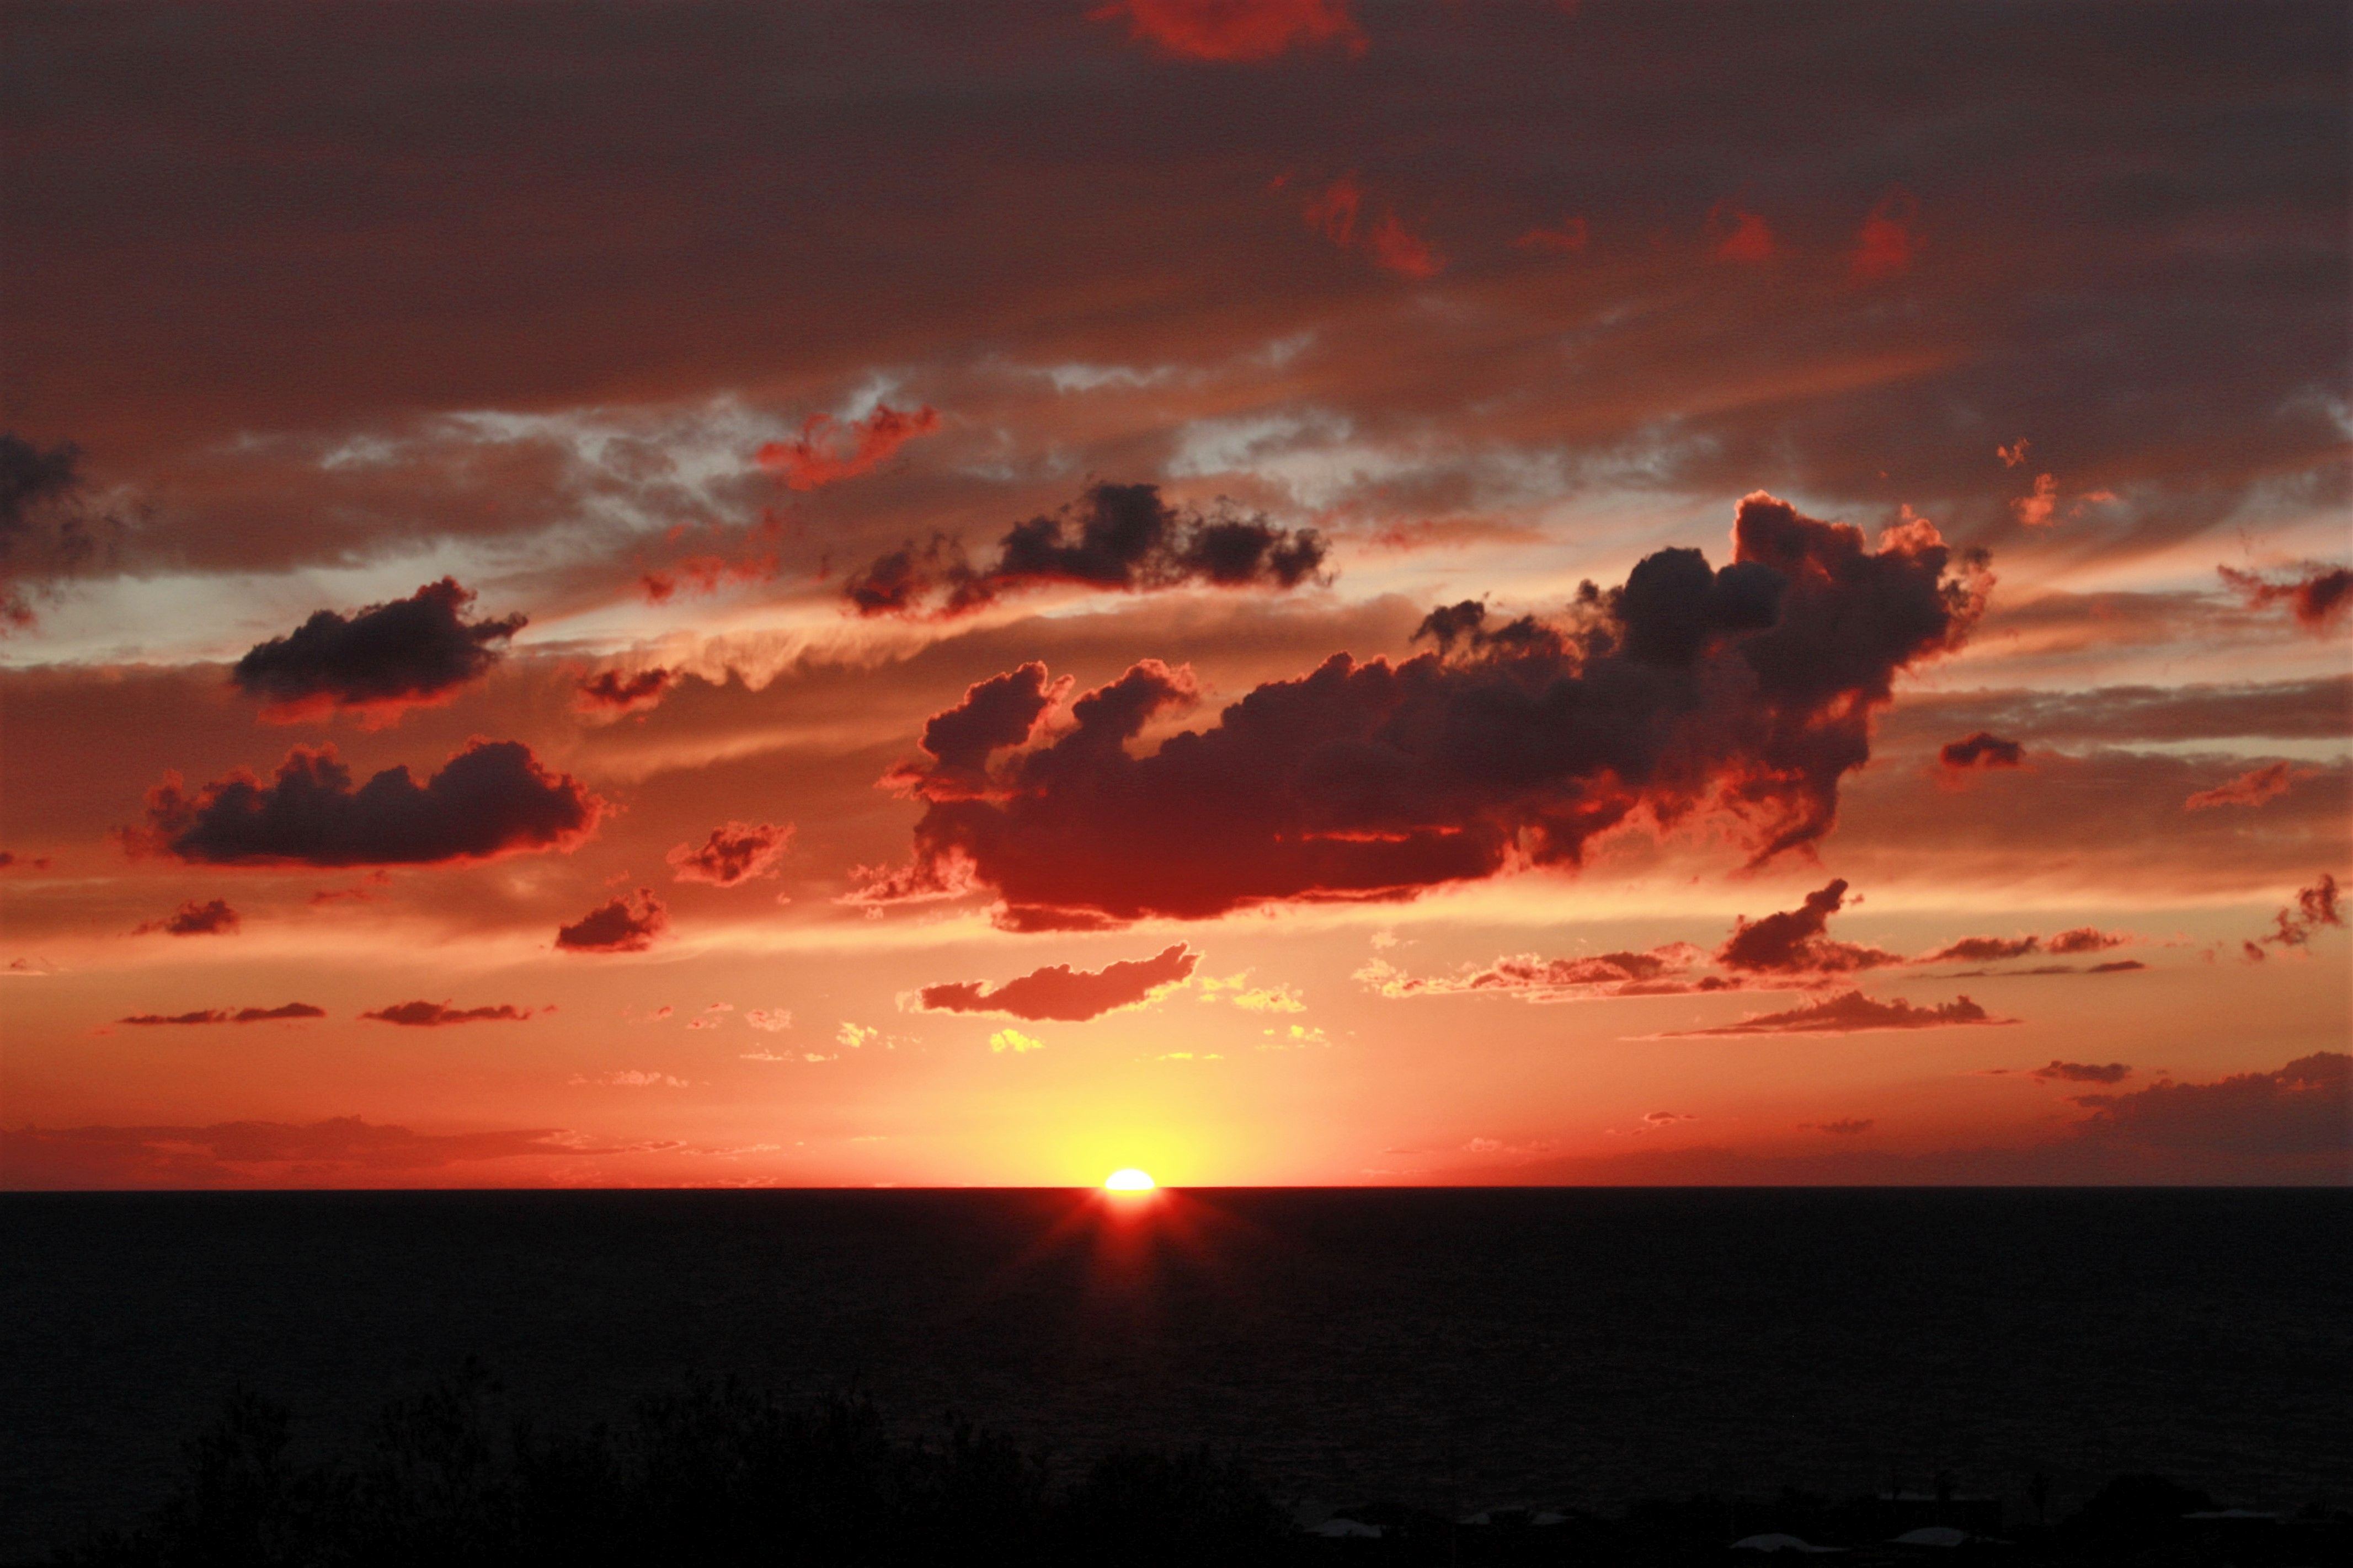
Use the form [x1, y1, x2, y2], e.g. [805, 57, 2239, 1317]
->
[50, 1371, 2349, 1567]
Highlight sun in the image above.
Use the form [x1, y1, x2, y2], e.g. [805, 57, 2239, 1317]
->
[1103, 1167, 1156, 1193]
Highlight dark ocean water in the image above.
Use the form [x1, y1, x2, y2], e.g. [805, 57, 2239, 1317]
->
[1, 1189, 2345, 1559]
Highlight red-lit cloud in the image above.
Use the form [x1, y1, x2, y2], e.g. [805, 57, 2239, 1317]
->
[555, 888, 667, 953]
[135, 741, 602, 866]
[2250, 873, 2344, 955]
[1662, 989, 2010, 1037]
[1708, 202, 1776, 262]
[1356, 943, 1715, 1002]
[120, 1003, 326, 1026]
[574, 666, 677, 715]
[131, 897, 241, 936]
[2184, 761, 2308, 811]
[360, 1000, 535, 1026]
[861, 494, 1987, 928]
[1922, 926, 2128, 964]
[1516, 215, 1589, 254]
[666, 821, 793, 886]
[2219, 563, 2353, 631]
[2067, 1052, 2346, 1158]
[1300, 175, 1445, 277]
[231, 578, 524, 724]
[1850, 188, 1922, 281]
[755, 403, 938, 491]
[1938, 731, 2024, 770]
[915, 943, 1199, 1021]
[845, 481, 1326, 618]
[1100, 0, 1362, 62]
[2032, 1059, 2132, 1084]
[0, 850, 52, 870]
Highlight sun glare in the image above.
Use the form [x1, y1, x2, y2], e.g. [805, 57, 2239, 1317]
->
[1103, 1168, 1156, 1193]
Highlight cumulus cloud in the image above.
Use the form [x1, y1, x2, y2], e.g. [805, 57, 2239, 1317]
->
[2184, 761, 2309, 811]
[1938, 731, 2024, 770]
[1100, 0, 1362, 62]
[230, 578, 524, 723]
[2219, 563, 2353, 632]
[131, 897, 241, 936]
[575, 666, 677, 715]
[755, 403, 938, 491]
[554, 889, 667, 954]
[845, 481, 1326, 619]
[120, 1003, 326, 1026]
[916, 943, 1198, 1021]
[1717, 879, 1900, 976]
[1850, 188, 1922, 281]
[989, 1028, 1045, 1054]
[858, 494, 1987, 928]
[0, 1116, 586, 1188]
[744, 1008, 793, 1032]
[1662, 989, 2010, 1037]
[361, 1000, 534, 1026]
[2070, 1052, 2347, 1162]
[136, 741, 602, 867]
[1708, 202, 1776, 262]
[666, 821, 793, 886]
[836, 1021, 882, 1050]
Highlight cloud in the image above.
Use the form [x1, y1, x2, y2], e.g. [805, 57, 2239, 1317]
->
[1300, 175, 1444, 277]
[570, 1070, 688, 1087]
[1808, 1117, 1875, 1136]
[755, 403, 938, 491]
[1516, 215, 1589, 254]
[916, 942, 1198, 1021]
[1850, 188, 1922, 281]
[2219, 563, 2353, 632]
[2033, 1060, 2132, 1084]
[2249, 873, 2344, 955]
[2070, 1052, 2347, 1162]
[0, 1116, 586, 1189]
[1708, 202, 1776, 262]
[666, 820, 793, 886]
[1938, 731, 2024, 769]
[2012, 472, 2059, 527]
[1356, 944, 1717, 1003]
[554, 889, 667, 954]
[2185, 761, 2309, 811]
[836, 1021, 881, 1050]
[744, 1008, 792, 1032]
[120, 1003, 326, 1026]
[136, 740, 603, 866]
[1662, 989, 2010, 1037]
[230, 578, 524, 723]
[131, 897, 241, 936]
[989, 1028, 1045, 1053]
[1921, 926, 2129, 964]
[1100, 0, 1363, 62]
[860, 494, 1987, 928]
[0, 850, 52, 870]
[0, 432, 110, 630]
[360, 1000, 535, 1026]
[844, 480, 1326, 618]
[1717, 879, 1900, 976]
[575, 666, 677, 715]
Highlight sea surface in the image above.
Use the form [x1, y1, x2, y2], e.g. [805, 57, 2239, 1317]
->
[1, 1189, 2345, 1559]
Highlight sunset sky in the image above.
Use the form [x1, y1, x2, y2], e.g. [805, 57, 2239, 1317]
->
[2, 0, 2346, 1189]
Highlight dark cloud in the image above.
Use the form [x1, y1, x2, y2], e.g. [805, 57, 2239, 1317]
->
[554, 889, 667, 953]
[666, 821, 793, 886]
[2255, 872, 2344, 952]
[2069, 1052, 2347, 1162]
[136, 740, 602, 866]
[0, 432, 109, 629]
[0, 850, 52, 870]
[1921, 925, 2130, 964]
[1356, 943, 1720, 1002]
[1717, 879, 1900, 976]
[1895, 677, 2353, 749]
[2184, 761, 2307, 811]
[1662, 989, 2009, 1038]
[1101, 0, 1361, 62]
[360, 1000, 534, 1026]
[915, 943, 1199, 1022]
[861, 494, 1986, 928]
[2032, 1060, 2132, 1084]
[120, 1003, 326, 1026]
[231, 578, 525, 721]
[575, 666, 678, 715]
[1810, 1117, 1875, 1136]
[756, 403, 938, 491]
[2219, 563, 2353, 632]
[0, 1116, 582, 1189]
[131, 897, 240, 936]
[1938, 731, 2024, 769]
[845, 481, 1327, 619]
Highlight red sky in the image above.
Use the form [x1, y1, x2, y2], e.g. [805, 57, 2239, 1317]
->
[2, 0, 2346, 1189]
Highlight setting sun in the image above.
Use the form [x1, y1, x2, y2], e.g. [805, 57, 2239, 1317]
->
[1103, 1168, 1156, 1194]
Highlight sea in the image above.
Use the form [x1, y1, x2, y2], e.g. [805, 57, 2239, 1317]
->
[1, 1188, 2345, 1559]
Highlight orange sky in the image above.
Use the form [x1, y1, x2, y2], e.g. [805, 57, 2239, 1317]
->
[2, 1, 2346, 1188]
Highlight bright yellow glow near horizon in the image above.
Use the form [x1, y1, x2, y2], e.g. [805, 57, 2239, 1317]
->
[1103, 1168, 1156, 1193]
